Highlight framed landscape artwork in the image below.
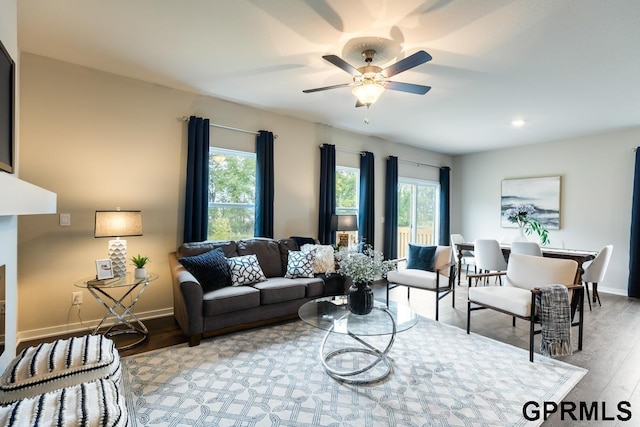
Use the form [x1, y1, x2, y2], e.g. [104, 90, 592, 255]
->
[501, 176, 561, 229]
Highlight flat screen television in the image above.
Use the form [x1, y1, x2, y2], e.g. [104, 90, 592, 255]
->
[0, 38, 15, 174]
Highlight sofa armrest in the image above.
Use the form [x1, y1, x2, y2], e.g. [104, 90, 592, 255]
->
[168, 252, 204, 338]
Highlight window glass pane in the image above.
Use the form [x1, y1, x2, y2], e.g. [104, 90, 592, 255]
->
[397, 178, 439, 258]
[335, 167, 359, 215]
[209, 148, 255, 240]
[336, 166, 359, 245]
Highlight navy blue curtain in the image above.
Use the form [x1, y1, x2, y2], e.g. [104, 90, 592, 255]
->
[255, 130, 274, 238]
[439, 166, 451, 246]
[183, 116, 210, 243]
[359, 151, 375, 247]
[383, 156, 398, 259]
[318, 144, 336, 244]
[629, 148, 640, 297]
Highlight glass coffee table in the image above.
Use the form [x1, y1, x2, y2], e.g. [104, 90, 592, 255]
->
[298, 296, 418, 384]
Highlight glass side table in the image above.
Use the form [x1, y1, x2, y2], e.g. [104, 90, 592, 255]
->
[74, 272, 158, 350]
[299, 296, 418, 384]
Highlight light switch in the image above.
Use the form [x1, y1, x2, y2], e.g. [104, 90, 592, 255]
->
[59, 213, 71, 227]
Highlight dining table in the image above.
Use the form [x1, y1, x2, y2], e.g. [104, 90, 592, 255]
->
[455, 242, 598, 286]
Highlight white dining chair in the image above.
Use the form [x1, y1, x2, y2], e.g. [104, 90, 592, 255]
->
[582, 245, 613, 310]
[451, 233, 476, 276]
[510, 241, 542, 257]
[473, 239, 507, 285]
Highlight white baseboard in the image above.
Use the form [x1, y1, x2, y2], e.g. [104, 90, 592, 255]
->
[591, 286, 627, 297]
[16, 307, 174, 345]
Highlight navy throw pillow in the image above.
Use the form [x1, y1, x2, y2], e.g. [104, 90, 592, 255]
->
[179, 247, 231, 292]
[406, 244, 437, 272]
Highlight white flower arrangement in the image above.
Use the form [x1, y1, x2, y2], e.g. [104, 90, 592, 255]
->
[504, 203, 550, 245]
[335, 246, 395, 283]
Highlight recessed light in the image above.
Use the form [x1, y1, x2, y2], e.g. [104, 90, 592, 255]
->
[511, 119, 526, 127]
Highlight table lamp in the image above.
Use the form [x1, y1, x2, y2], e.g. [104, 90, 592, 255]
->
[331, 214, 358, 247]
[94, 209, 143, 278]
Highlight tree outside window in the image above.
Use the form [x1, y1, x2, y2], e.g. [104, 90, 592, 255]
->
[336, 166, 359, 245]
[208, 148, 255, 240]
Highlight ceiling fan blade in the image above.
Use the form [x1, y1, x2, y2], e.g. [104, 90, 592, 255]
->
[385, 81, 431, 95]
[322, 55, 361, 75]
[382, 50, 432, 78]
[303, 82, 352, 93]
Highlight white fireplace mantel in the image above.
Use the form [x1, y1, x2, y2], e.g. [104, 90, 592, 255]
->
[0, 173, 57, 216]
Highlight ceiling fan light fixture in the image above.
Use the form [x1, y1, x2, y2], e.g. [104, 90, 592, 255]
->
[352, 83, 385, 106]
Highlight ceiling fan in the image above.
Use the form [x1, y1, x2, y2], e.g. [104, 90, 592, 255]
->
[303, 49, 432, 108]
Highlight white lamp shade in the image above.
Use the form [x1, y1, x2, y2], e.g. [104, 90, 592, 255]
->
[95, 210, 143, 238]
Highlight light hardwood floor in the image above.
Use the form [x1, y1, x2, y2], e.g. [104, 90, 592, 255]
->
[18, 277, 640, 426]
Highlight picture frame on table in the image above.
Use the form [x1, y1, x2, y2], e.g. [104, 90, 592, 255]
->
[95, 259, 114, 280]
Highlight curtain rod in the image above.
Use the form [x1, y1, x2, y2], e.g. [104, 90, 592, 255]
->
[182, 116, 277, 138]
[319, 145, 366, 156]
[396, 158, 441, 169]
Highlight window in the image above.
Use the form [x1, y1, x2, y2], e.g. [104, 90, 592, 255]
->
[208, 147, 255, 240]
[335, 166, 359, 245]
[397, 178, 439, 258]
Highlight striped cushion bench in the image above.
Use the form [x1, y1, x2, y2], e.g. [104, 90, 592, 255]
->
[0, 378, 128, 426]
[0, 334, 120, 404]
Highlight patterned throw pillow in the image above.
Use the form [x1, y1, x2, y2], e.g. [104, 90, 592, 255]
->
[227, 254, 267, 286]
[301, 244, 335, 274]
[179, 247, 231, 292]
[285, 250, 316, 278]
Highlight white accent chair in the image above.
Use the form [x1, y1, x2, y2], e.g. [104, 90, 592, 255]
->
[386, 246, 456, 321]
[473, 239, 507, 285]
[510, 241, 543, 257]
[467, 253, 584, 362]
[451, 233, 476, 276]
[582, 245, 613, 310]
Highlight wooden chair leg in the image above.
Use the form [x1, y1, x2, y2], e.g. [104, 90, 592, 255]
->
[594, 283, 601, 306]
[512, 316, 516, 327]
[466, 301, 471, 334]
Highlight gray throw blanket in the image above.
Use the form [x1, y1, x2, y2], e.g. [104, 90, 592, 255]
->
[536, 285, 572, 357]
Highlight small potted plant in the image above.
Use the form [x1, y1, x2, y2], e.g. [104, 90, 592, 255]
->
[131, 254, 150, 279]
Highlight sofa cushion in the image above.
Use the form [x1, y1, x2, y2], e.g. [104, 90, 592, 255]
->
[237, 238, 283, 277]
[178, 240, 238, 258]
[285, 250, 316, 278]
[296, 276, 326, 297]
[179, 248, 231, 292]
[203, 285, 261, 316]
[228, 254, 267, 286]
[278, 238, 299, 274]
[252, 277, 307, 304]
[406, 244, 437, 271]
[0, 335, 120, 405]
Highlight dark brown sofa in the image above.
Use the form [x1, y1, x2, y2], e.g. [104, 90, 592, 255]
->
[169, 237, 341, 346]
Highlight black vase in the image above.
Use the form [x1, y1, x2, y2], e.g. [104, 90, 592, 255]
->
[347, 281, 374, 315]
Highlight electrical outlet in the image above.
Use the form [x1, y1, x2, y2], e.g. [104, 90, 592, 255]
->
[72, 291, 83, 305]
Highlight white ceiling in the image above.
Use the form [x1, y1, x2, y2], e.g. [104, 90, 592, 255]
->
[17, 0, 640, 155]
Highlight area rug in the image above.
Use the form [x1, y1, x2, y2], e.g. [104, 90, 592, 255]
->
[121, 316, 586, 426]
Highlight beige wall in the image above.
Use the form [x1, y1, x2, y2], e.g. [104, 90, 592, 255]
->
[0, 0, 18, 370]
[452, 127, 640, 296]
[17, 53, 452, 340]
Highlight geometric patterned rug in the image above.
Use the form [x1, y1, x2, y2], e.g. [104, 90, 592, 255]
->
[121, 315, 586, 426]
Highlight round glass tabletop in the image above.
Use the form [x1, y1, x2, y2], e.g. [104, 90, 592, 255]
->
[298, 296, 418, 336]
